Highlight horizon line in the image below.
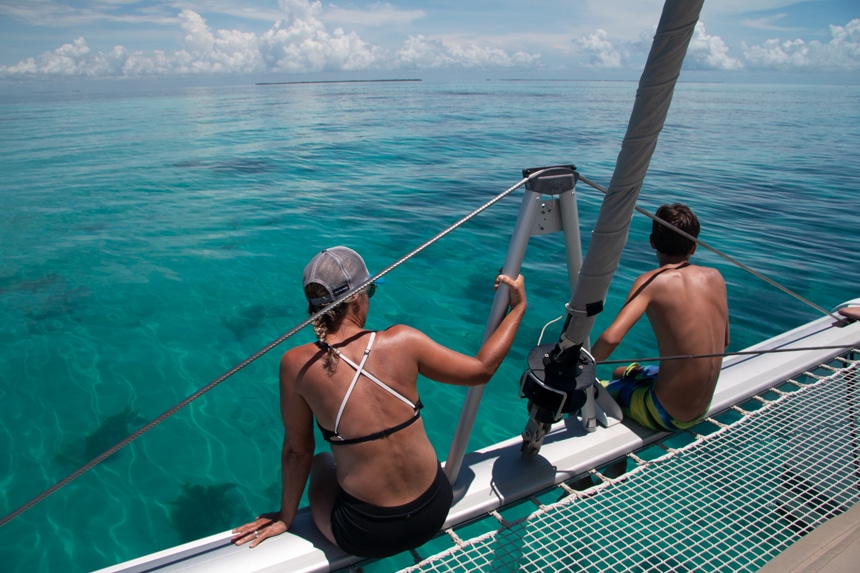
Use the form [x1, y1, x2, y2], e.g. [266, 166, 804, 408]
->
[256, 78, 422, 86]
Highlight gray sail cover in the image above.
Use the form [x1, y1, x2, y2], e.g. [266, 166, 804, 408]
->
[560, 0, 705, 350]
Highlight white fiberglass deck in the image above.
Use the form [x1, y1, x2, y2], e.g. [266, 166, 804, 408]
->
[98, 300, 860, 573]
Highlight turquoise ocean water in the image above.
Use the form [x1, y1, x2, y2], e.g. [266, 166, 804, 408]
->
[1, 79, 859, 572]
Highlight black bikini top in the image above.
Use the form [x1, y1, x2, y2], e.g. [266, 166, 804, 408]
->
[315, 332, 423, 446]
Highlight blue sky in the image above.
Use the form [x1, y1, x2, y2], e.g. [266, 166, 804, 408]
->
[0, 0, 857, 83]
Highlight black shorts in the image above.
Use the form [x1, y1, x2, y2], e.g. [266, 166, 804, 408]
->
[330, 463, 453, 558]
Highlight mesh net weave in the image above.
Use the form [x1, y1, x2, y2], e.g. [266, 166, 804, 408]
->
[388, 354, 860, 573]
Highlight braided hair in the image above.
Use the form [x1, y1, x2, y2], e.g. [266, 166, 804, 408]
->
[305, 282, 353, 371]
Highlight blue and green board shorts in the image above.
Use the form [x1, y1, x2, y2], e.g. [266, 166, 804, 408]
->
[605, 363, 705, 431]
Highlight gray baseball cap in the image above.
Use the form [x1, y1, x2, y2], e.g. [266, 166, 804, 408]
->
[302, 246, 372, 307]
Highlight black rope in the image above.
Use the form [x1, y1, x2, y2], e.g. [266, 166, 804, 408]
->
[0, 173, 533, 529]
[576, 174, 842, 323]
[599, 343, 860, 366]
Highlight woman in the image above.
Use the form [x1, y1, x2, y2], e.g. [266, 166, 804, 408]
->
[232, 246, 526, 558]
[840, 307, 860, 321]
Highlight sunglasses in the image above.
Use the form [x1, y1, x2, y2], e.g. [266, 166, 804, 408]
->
[365, 283, 377, 299]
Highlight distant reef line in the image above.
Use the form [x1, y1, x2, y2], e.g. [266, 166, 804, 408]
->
[256, 79, 422, 86]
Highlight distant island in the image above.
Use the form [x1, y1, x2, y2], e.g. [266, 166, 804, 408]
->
[256, 79, 422, 86]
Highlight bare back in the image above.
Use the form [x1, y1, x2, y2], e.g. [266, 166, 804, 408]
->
[643, 264, 729, 421]
[278, 273, 525, 517]
[232, 265, 525, 548]
[285, 328, 440, 507]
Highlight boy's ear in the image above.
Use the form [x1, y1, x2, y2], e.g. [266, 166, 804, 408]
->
[689, 243, 697, 256]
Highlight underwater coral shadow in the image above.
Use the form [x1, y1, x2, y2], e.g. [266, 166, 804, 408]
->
[170, 482, 244, 543]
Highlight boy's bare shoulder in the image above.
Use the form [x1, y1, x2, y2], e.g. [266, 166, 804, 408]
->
[693, 264, 726, 282]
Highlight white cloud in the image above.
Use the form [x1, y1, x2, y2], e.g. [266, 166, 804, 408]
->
[686, 22, 744, 70]
[574, 29, 625, 68]
[573, 21, 743, 71]
[260, 22, 384, 72]
[1, 2, 856, 80]
[0, 0, 177, 26]
[324, 2, 426, 28]
[704, 1, 830, 17]
[169, 1, 286, 23]
[570, 18, 860, 74]
[742, 18, 860, 71]
[740, 13, 802, 33]
[0, 37, 137, 77]
[277, 0, 323, 23]
[181, 9, 216, 54]
[393, 35, 538, 69]
[0, 0, 537, 78]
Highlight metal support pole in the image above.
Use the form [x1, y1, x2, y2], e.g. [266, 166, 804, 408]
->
[444, 189, 542, 483]
[558, 188, 584, 300]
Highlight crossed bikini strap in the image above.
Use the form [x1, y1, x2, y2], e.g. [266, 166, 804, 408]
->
[325, 331, 418, 437]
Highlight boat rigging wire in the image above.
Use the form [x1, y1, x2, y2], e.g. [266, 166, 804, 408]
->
[577, 173, 842, 323]
[2, 166, 850, 528]
[532, 309, 855, 366]
[0, 174, 532, 529]
[600, 343, 860, 365]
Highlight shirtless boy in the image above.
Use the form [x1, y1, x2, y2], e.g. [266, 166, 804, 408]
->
[591, 203, 729, 431]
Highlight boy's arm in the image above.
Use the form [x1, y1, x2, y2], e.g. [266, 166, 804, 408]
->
[591, 274, 651, 362]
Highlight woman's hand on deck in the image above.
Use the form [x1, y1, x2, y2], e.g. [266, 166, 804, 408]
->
[839, 306, 860, 321]
[231, 512, 287, 548]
